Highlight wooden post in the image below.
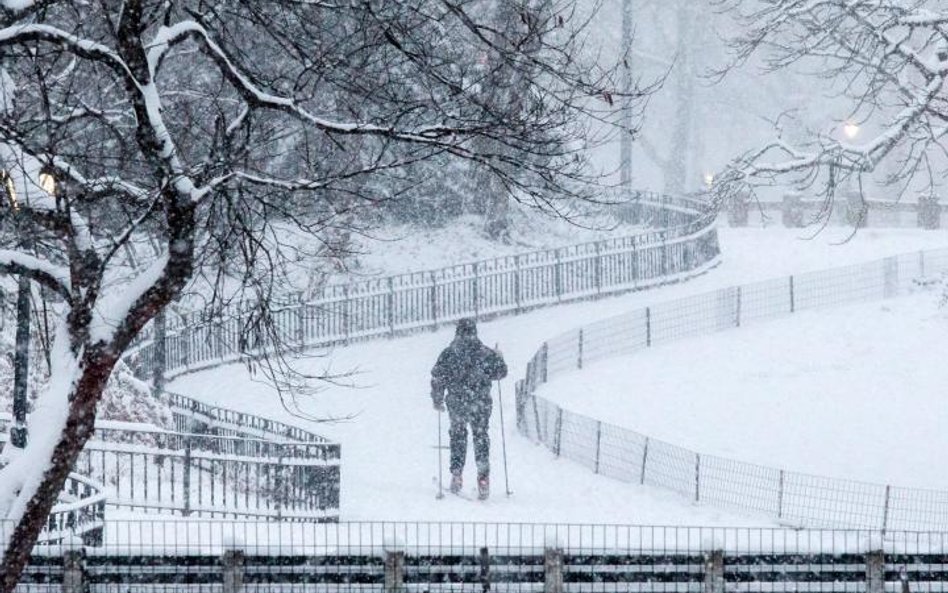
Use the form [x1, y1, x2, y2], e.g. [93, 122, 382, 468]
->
[640, 437, 649, 484]
[577, 329, 584, 369]
[296, 303, 306, 348]
[594, 421, 602, 474]
[695, 453, 701, 503]
[342, 285, 351, 344]
[544, 548, 564, 593]
[222, 549, 245, 593]
[735, 286, 742, 328]
[778, 470, 785, 519]
[62, 547, 85, 593]
[554, 250, 563, 300]
[554, 408, 564, 457]
[789, 276, 795, 313]
[882, 485, 891, 534]
[867, 550, 885, 593]
[704, 550, 725, 593]
[385, 550, 405, 593]
[541, 342, 549, 383]
[645, 307, 652, 347]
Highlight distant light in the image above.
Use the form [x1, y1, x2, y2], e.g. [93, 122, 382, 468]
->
[0, 171, 16, 209]
[703, 172, 714, 188]
[843, 122, 860, 140]
[39, 171, 56, 195]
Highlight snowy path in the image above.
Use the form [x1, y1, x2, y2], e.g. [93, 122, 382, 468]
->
[171, 228, 947, 525]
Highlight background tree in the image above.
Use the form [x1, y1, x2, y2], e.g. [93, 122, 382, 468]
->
[713, 0, 948, 215]
[0, 0, 649, 587]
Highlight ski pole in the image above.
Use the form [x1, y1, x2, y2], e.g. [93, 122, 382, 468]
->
[436, 407, 445, 499]
[496, 378, 512, 497]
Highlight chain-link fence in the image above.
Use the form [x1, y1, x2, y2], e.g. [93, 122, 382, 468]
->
[517, 249, 948, 531]
[11, 520, 948, 592]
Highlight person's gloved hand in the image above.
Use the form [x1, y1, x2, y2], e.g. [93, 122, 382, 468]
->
[433, 401, 446, 412]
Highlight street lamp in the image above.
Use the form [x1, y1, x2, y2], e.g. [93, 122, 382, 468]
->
[842, 122, 860, 140]
[3, 166, 54, 448]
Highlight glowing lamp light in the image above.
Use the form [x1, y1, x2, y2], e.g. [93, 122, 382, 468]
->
[0, 170, 16, 209]
[703, 172, 714, 188]
[39, 171, 56, 195]
[842, 122, 860, 140]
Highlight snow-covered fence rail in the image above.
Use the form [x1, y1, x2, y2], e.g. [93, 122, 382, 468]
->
[0, 430, 106, 546]
[10, 520, 948, 591]
[516, 248, 948, 531]
[725, 191, 945, 229]
[128, 192, 721, 381]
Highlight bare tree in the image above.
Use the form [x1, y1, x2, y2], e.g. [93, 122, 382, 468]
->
[713, 0, 948, 213]
[0, 0, 647, 587]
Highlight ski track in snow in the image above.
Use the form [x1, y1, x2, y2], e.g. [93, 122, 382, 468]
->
[170, 227, 948, 525]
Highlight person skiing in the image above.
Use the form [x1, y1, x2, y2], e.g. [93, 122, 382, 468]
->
[431, 317, 507, 500]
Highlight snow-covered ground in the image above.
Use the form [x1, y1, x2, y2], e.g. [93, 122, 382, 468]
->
[171, 226, 948, 525]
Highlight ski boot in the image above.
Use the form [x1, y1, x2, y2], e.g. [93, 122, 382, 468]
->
[477, 474, 489, 500]
[450, 472, 463, 494]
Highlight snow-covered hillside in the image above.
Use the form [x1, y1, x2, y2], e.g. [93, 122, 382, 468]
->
[170, 227, 947, 525]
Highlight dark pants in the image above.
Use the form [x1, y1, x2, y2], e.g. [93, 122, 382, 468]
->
[447, 398, 491, 478]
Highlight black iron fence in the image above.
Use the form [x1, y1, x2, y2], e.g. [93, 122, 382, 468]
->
[516, 249, 948, 531]
[127, 192, 721, 381]
[10, 521, 948, 592]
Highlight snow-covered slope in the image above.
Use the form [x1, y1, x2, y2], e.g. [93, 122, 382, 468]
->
[170, 227, 947, 524]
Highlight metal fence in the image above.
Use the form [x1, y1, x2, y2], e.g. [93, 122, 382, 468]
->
[127, 192, 721, 381]
[516, 248, 948, 532]
[0, 386, 341, 530]
[12, 520, 948, 592]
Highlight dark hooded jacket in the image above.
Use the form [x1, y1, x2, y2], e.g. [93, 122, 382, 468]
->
[431, 335, 507, 417]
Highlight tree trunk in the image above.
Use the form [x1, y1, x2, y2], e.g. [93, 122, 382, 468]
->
[0, 347, 117, 593]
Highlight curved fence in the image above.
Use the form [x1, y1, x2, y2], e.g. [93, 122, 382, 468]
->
[516, 248, 948, 531]
[3, 191, 719, 543]
[128, 192, 721, 381]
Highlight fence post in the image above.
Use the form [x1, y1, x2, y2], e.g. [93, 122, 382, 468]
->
[275, 456, 285, 520]
[789, 276, 795, 313]
[577, 329, 584, 370]
[735, 286, 742, 328]
[541, 342, 549, 383]
[704, 550, 725, 593]
[62, 546, 85, 593]
[882, 485, 891, 534]
[919, 251, 926, 278]
[640, 437, 649, 484]
[384, 550, 405, 593]
[645, 307, 652, 347]
[473, 262, 480, 318]
[867, 550, 885, 593]
[222, 549, 245, 593]
[544, 548, 564, 593]
[594, 420, 602, 474]
[387, 277, 395, 336]
[554, 408, 564, 457]
[594, 242, 603, 294]
[296, 303, 306, 348]
[430, 272, 438, 330]
[661, 232, 668, 276]
[554, 249, 563, 301]
[479, 546, 491, 593]
[342, 286, 351, 344]
[183, 434, 192, 516]
[778, 470, 785, 519]
[695, 453, 701, 503]
[515, 255, 523, 312]
[153, 310, 167, 395]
